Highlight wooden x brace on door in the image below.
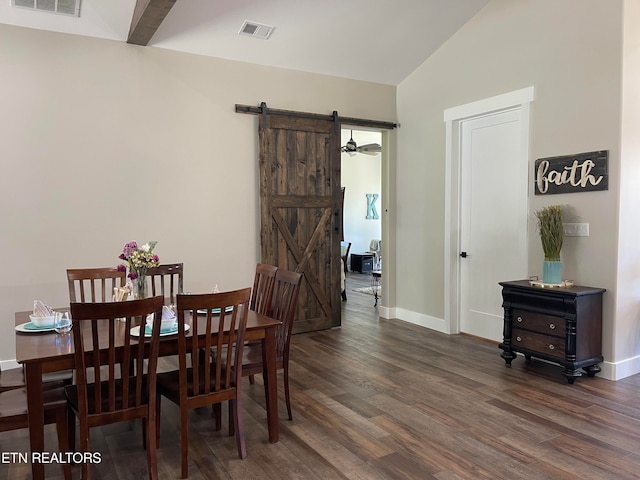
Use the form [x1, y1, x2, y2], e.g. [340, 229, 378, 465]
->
[270, 206, 333, 318]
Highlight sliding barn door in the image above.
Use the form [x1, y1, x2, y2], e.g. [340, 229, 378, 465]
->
[259, 110, 342, 333]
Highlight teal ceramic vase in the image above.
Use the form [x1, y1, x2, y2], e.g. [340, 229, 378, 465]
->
[543, 260, 562, 285]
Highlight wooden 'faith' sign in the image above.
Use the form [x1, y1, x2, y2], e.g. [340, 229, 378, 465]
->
[534, 150, 608, 195]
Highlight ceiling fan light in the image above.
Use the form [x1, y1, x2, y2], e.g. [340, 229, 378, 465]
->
[345, 139, 357, 152]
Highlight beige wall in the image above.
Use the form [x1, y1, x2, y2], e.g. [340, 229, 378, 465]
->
[5, 1, 638, 380]
[0, 24, 396, 361]
[396, 0, 627, 378]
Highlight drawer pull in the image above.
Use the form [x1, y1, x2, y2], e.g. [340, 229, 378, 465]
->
[516, 336, 522, 342]
[548, 344, 555, 350]
[549, 323, 556, 330]
[516, 316, 523, 323]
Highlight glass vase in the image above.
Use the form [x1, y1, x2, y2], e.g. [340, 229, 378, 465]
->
[134, 274, 148, 299]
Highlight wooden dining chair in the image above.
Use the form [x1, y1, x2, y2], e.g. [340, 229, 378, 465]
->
[1, 360, 74, 409]
[340, 242, 351, 275]
[250, 263, 278, 315]
[340, 242, 351, 300]
[147, 263, 184, 304]
[66, 267, 127, 302]
[67, 296, 164, 480]
[241, 269, 302, 421]
[204, 264, 276, 421]
[156, 288, 251, 479]
[0, 384, 72, 479]
[0, 364, 25, 393]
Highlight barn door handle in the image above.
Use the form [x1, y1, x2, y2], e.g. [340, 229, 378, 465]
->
[335, 209, 340, 232]
[460, 251, 468, 258]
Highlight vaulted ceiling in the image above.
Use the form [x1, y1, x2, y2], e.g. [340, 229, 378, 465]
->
[0, 0, 490, 86]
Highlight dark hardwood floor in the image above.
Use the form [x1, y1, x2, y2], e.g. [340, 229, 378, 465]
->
[4, 272, 640, 479]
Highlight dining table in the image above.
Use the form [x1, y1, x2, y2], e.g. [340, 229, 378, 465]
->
[15, 305, 282, 480]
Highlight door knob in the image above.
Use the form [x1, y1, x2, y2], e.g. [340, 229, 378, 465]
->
[460, 251, 468, 258]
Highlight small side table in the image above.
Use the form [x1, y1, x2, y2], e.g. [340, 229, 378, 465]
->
[499, 280, 604, 384]
[371, 270, 382, 307]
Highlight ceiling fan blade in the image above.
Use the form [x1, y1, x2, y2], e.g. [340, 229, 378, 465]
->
[356, 143, 382, 154]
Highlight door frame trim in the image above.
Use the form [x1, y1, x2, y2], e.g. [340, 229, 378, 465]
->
[443, 87, 534, 335]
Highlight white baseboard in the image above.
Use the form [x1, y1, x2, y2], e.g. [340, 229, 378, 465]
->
[369, 306, 447, 333]
[380, 307, 640, 382]
[393, 307, 449, 333]
[0, 359, 21, 371]
[602, 354, 640, 380]
[8, 308, 638, 382]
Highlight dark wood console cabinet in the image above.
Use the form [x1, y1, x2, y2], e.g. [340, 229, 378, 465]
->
[499, 280, 605, 384]
[351, 253, 374, 274]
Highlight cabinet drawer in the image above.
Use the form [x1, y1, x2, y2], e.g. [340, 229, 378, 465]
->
[512, 309, 565, 337]
[512, 328, 565, 359]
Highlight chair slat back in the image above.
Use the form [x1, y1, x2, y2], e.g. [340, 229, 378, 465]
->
[67, 268, 126, 303]
[147, 263, 184, 304]
[250, 263, 277, 315]
[340, 242, 351, 274]
[70, 297, 164, 418]
[270, 270, 303, 360]
[176, 288, 250, 398]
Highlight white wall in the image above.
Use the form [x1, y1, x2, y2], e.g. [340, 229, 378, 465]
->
[341, 129, 382, 267]
[396, 0, 626, 378]
[615, 0, 640, 377]
[0, 24, 396, 361]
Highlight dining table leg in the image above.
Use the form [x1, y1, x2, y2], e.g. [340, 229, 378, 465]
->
[25, 362, 46, 480]
[262, 325, 279, 443]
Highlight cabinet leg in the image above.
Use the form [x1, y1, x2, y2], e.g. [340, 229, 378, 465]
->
[584, 364, 601, 378]
[500, 351, 516, 366]
[561, 368, 583, 384]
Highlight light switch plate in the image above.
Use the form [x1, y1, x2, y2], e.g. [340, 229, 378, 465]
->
[563, 223, 589, 236]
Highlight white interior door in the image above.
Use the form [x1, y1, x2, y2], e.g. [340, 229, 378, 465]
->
[459, 109, 528, 341]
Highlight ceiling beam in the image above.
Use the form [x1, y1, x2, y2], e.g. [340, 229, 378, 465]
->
[127, 0, 177, 46]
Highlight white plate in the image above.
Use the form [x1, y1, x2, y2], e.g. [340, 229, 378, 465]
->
[130, 324, 190, 337]
[15, 322, 56, 333]
[196, 306, 234, 315]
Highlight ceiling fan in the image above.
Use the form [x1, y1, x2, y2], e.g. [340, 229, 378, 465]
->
[341, 130, 381, 155]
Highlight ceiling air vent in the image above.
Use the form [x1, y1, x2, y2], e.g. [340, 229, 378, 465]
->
[12, 0, 81, 16]
[238, 20, 274, 40]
